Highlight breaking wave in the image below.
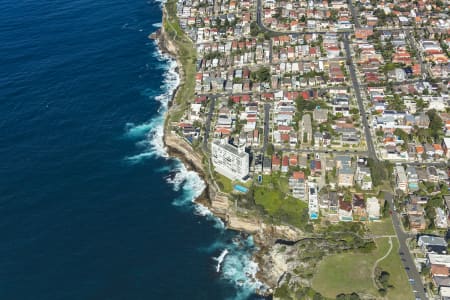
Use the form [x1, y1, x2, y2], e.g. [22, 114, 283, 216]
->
[125, 31, 266, 299]
[124, 44, 178, 162]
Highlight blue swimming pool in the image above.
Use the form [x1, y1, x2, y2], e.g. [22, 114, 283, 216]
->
[234, 185, 248, 193]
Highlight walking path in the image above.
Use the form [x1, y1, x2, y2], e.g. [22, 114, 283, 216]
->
[372, 237, 393, 289]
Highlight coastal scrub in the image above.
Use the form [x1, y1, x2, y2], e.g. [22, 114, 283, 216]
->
[163, 0, 196, 122]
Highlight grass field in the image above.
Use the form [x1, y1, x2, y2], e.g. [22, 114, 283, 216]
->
[367, 218, 396, 236]
[312, 237, 413, 299]
[377, 238, 414, 300]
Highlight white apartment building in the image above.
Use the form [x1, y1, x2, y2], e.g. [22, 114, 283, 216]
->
[395, 165, 408, 193]
[308, 182, 319, 220]
[211, 140, 249, 181]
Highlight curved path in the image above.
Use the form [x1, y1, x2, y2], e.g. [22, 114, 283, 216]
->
[372, 237, 393, 289]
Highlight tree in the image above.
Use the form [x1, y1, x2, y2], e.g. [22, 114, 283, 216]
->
[266, 143, 274, 156]
[368, 158, 390, 187]
[378, 271, 390, 288]
[416, 97, 427, 111]
[313, 292, 324, 300]
[427, 109, 444, 141]
[394, 128, 409, 143]
[250, 21, 260, 37]
[255, 66, 271, 82]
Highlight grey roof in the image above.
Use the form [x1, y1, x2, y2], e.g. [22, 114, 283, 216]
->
[419, 235, 448, 247]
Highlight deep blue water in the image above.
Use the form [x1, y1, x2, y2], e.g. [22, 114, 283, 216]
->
[0, 0, 264, 299]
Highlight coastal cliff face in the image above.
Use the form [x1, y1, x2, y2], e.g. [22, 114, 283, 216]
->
[155, 10, 308, 296]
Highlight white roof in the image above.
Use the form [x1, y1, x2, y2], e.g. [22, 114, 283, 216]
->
[441, 286, 450, 297]
[443, 137, 450, 147]
[428, 254, 450, 267]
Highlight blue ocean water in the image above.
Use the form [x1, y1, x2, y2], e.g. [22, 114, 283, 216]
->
[0, 0, 266, 299]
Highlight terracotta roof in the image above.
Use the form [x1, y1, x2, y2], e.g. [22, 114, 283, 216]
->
[431, 264, 450, 276]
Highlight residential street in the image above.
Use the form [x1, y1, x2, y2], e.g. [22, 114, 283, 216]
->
[384, 192, 427, 300]
[262, 103, 271, 152]
[342, 33, 377, 161]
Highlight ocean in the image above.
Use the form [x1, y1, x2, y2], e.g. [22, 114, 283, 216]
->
[0, 0, 265, 299]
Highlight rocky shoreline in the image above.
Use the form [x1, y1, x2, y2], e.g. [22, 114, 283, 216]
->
[153, 9, 307, 298]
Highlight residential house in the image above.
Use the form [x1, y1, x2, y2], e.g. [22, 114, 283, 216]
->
[355, 166, 372, 190]
[289, 171, 306, 199]
[395, 165, 408, 193]
[289, 154, 298, 166]
[418, 236, 448, 254]
[310, 159, 322, 175]
[338, 166, 354, 187]
[339, 199, 353, 222]
[319, 191, 338, 212]
[367, 197, 381, 220]
[436, 208, 448, 229]
[353, 194, 367, 221]
[281, 155, 289, 173]
[272, 155, 281, 172]
[427, 166, 440, 183]
[406, 166, 419, 192]
[442, 138, 450, 158]
[407, 203, 426, 231]
[409, 215, 427, 231]
[308, 182, 319, 220]
[427, 253, 450, 269]
[335, 155, 352, 169]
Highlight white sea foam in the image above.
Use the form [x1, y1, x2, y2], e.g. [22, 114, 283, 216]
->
[214, 249, 229, 273]
[126, 28, 263, 298]
[152, 0, 166, 8]
[221, 235, 268, 300]
[124, 46, 179, 162]
[152, 22, 162, 28]
[125, 122, 153, 139]
[124, 151, 154, 164]
[168, 162, 206, 205]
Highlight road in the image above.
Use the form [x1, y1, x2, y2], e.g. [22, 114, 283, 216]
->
[278, 148, 368, 155]
[358, 78, 438, 88]
[405, 30, 428, 79]
[262, 103, 271, 152]
[342, 33, 377, 160]
[202, 97, 216, 152]
[384, 192, 427, 300]
[347, 0, 360, 28]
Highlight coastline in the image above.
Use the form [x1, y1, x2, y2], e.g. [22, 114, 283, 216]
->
[154, 5, 306, 297]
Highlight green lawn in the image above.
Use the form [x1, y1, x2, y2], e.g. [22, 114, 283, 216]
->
[254, 174, 308, 229]
[367, 218, 396, 236]
[312, 238, 413, 299]
[377, 238, 414, 300]
[214, 172, 233, 194]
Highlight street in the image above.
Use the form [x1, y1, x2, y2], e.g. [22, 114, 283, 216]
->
[342, 33, 378, 161]
[262, 103, 271, 152]
[384, 193, 427, 300]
